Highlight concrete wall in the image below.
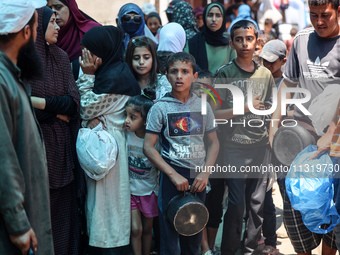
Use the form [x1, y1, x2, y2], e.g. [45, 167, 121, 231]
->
[76, 0, 171, 26]
[76, 0, 211, 26]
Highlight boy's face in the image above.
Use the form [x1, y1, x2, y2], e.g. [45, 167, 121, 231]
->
[230, 27, 258, 58]
[263, 58, 286, 78]
[167, 61, 198, 95]
[309, 3, 340, 38]
[264, 23, 272, 32]
[192, 77, 212, 98]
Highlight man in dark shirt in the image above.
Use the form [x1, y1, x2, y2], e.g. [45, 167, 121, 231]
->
[269, 0, 340, 254]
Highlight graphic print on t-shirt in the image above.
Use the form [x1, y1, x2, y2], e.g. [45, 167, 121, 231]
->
[167, 112, 203, 137]
[304, 56, 330, 79]
[128, 144, 152, 180]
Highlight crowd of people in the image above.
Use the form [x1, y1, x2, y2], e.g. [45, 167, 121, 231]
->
[0, 0, 340, 255]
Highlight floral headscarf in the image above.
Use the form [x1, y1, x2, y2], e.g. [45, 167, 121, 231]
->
[173, 1, 199, 40]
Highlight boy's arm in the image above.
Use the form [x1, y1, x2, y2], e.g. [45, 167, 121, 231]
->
[309, 100, 340, 159]
[143, 132, 190, 191]
[191, 130, 219, 193]
[269, 79, 297, 147]
[212, 95, 264, 119]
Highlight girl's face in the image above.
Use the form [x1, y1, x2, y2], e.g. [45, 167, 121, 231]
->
[147, 17, 161, 35]
[132, 46, 153, 79]
[45, 13, 60, 45]
[47, 0, 70, 28]
[125, 106, 145, 136]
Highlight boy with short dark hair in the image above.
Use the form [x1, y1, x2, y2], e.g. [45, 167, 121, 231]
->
[191, 70, 214, 98]
[214, 20, 275, 255]
[143, 52, 219, 255]
[259, 39, 287, 88]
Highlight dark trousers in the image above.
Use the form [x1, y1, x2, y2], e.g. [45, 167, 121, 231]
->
[221, 146, 270, 255]
[158, 164, 206, 255]
[205, 178, 225, 228]
[263, 188, 277, 247]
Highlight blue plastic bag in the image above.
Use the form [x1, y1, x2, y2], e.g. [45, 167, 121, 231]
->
[286, 145, 340, 234]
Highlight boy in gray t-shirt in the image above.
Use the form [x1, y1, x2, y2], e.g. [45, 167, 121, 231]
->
[143, 52, 219, 255]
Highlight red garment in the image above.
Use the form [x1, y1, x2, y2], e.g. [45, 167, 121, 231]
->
[57, 0, 101, 61]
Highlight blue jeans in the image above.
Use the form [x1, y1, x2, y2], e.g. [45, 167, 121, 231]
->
[158, 164, 206, 255]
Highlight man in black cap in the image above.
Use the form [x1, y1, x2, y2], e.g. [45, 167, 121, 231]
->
[165, 0, 181, 22]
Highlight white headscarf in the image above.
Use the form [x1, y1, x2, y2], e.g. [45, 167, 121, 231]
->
[0, 0, 46, 35]
[157, 22, 186, 53]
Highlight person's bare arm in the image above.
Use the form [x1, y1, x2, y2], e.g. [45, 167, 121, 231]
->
[269, 80, 297, 147]
[309, 100, 340, 159]
[30, 96, 46, 110]
[191, 131, 219, 193]
[213, 94, 264, 119]
[143, 132, 189, 191]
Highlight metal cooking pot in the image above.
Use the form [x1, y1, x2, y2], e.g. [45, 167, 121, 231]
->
[273, 121, 316, 166]
[166, 192, 209, 236]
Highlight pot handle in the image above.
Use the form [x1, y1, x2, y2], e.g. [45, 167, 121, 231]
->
[184, 186, 199, 196]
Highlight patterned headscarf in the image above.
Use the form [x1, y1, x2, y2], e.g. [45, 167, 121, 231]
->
[173, 1, 199, 40]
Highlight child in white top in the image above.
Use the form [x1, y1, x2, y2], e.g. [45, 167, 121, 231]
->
[125, 88, 158, 255]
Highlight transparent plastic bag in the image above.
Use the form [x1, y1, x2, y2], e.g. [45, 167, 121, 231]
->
[76, 123, 118, 181]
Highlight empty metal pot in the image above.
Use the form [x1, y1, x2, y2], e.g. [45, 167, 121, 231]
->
[166, 192, 209, 236]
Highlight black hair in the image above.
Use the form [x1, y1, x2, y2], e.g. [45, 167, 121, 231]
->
[146, 12, 162, 26]
[125, 87, 156, 121]
[0, 11, 36, 43]
[125, 36, 159, 88]
[230, 20, 258, 41]
[308, 0, 339, 10]
[226, 3, 242, 16]
[265, 18, 273, 25]
[166, 52, 197, 74]
[197, 70, 214, 79]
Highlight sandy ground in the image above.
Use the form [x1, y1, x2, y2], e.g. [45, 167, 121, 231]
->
[213, 182, 337, 255]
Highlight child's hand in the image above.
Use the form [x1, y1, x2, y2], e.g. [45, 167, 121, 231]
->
[79, 48, 102, 75]
[169, 172, 190, 191]
[87, 118, 105, 129]
[245, 94, 264, 112]
[191, 172, 209, 193]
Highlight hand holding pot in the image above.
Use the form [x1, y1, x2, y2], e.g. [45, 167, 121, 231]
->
[191, 172, 209, 193]
[170, 172, 189, 191]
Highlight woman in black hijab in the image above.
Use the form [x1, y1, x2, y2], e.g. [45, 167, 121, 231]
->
[77, 26, 140, 254]
[30, 6, 83, 255]
[187, 2, 236, 74]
